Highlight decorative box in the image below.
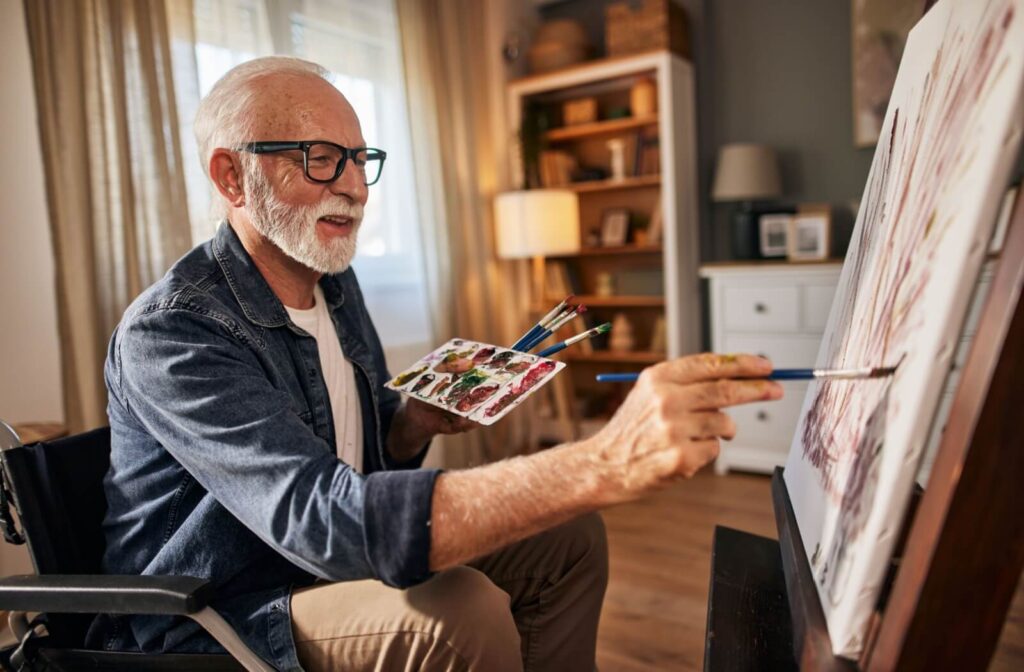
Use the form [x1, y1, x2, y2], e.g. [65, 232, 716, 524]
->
[605, 0, 690, 58]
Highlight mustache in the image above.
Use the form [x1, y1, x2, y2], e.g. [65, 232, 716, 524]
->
[310, 199, 363, 222]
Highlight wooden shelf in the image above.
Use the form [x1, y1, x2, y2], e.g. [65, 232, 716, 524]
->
[567, 174, 661, 193]
[545, 115, 658, 142]
[546, 294, 664, 307]
[551, 244, 662, 258]
[565, 351, 664, 364]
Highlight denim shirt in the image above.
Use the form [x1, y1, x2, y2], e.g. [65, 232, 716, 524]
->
[88, 222, 439, 671]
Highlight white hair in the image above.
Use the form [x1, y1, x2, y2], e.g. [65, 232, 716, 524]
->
[194, 56, 333, 218]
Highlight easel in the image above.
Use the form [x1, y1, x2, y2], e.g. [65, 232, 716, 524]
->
[704, 188, 1024, 671]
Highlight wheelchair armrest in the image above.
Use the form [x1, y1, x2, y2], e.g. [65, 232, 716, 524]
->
[0, 574, 213, 615]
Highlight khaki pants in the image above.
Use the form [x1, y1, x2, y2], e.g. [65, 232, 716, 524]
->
[290, 512, 608, 671]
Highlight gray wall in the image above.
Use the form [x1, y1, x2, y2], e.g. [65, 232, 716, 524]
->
[538, 0, 876, 261]
[705, 0, 873, 260]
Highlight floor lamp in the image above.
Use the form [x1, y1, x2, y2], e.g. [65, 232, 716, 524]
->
[494, 189, 581, 310]
[493, 189, 581, 442]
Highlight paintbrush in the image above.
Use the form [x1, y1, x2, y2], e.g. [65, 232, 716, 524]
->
[510, 295, 574, 350]
[523, 305, 587, 352]
[595, 365, 899, 384]
[536, 322, 612, 358]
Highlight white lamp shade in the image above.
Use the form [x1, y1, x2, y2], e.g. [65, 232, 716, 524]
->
[711, 143, 782, 201]
[494, 189, 581, 259]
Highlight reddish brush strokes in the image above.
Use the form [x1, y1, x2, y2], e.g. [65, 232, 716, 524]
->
[472, 347, 496, 364]
[410, 374, 435, 395]
[483, 351, 516, 369]
[484, 361, 558, 418]
[455, 384, 500, 412]
[427, 375, 453, 398]
[442, 370, 490, 407]
[503, 360, 532, 375]
[799, 0, 1015, 503]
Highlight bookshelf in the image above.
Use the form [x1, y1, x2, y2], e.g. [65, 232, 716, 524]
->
[506, 51, 701, 437]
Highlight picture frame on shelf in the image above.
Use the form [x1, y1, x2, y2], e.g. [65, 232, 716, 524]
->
[787, 212, 831, 261]
[600, 208, 630, 247]
[758, 213, 791, 258]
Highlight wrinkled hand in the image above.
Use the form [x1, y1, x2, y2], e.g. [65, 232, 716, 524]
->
[403, 398, 477, 436]
[589, 353, 782, 500]
[387, 398, 477, 463]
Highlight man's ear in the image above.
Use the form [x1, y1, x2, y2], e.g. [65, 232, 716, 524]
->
[209, 148, 246, 208]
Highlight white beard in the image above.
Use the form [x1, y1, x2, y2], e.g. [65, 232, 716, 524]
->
[244, 163, 363, 274]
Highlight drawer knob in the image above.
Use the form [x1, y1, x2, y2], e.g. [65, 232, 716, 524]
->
[754, 302, 767, 314]
[756, 411, 769, 422]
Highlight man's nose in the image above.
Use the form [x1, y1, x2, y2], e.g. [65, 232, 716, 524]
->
[328, 163, 368, 204]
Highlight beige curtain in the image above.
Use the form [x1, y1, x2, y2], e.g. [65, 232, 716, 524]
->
[24, 0, 194, 432]
[397, 0, 538, 468]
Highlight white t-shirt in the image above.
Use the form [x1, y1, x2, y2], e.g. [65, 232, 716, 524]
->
[284, 285, 363, 473]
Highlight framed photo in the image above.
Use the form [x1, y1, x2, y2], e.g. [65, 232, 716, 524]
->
[759, 214, 792, 258]
[851, 0, 924, 147]
[600, 208, 630, 247]
[787, 213, 831, 261]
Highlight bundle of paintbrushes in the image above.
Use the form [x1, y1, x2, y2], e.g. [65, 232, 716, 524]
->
[509, 296, 610, 356]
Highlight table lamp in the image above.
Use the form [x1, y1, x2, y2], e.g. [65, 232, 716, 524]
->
[494, 189, 580, 305]
[712, 143, 781, 259]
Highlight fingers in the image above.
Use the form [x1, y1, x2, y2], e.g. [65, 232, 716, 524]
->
[679, 378, 783, 411]
[670, 439, 721, 480]
[644, 353, 774, 386]
[680, 411, 736, 441]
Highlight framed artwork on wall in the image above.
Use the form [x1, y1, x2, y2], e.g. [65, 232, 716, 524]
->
[851, 0, 928, 147]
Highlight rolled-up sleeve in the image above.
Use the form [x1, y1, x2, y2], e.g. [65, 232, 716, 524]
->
[114, 306, 437, 588]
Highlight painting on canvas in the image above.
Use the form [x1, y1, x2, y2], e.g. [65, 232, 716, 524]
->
[784, 0, 1024, 658]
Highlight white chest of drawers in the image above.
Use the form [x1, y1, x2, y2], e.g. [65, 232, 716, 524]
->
[700, 262, 843, 475]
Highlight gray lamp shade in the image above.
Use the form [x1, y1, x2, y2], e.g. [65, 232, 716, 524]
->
[494, 189, 581, 259]
[711, 143, 782, 202]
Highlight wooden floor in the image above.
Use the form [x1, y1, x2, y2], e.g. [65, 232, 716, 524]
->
[594, 469, 1024, 671]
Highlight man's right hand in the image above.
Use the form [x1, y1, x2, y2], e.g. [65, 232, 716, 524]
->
[584, 353, 782, 504]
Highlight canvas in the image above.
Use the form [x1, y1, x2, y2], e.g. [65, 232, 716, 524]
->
[784, 0, 1024, 658]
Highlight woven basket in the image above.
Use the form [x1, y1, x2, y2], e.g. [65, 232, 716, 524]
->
[605, 0, 690, 58]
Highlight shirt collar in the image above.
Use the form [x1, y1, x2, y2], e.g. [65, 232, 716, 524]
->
[213, 221, 347, 328]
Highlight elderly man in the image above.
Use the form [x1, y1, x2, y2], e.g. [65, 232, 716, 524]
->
[89, 56, 781, 671]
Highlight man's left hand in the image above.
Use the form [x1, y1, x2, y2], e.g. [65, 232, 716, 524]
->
[387, 398, 477, 463]
[402, 398, 477, 436]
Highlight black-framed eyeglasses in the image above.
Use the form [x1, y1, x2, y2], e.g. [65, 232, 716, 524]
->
[237, 141, 387, 186]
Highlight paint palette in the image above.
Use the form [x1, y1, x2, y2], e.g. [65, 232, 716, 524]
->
[385, 339, 565, 426]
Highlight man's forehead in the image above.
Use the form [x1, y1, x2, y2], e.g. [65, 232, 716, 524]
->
[249, 75, 364, 144]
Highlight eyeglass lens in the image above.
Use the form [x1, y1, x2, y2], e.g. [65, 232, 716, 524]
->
[306, 143, 384, 186]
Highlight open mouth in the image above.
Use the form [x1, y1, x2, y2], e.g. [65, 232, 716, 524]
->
[317, 215, 355, 234]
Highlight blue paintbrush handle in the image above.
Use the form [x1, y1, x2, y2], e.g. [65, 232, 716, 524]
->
[511, 325, 542, 351]
[520, 329, 553, 352]
[536, 342, 567, 358]
[595, 373, 640, 383]
[595, 369, 822, 383]
[768, 369, 814, 380]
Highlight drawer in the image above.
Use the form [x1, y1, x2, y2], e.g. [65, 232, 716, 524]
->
[723, 334, 822, 368]
[728, 382, 808, 449]
[722, 286, 800, 332]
